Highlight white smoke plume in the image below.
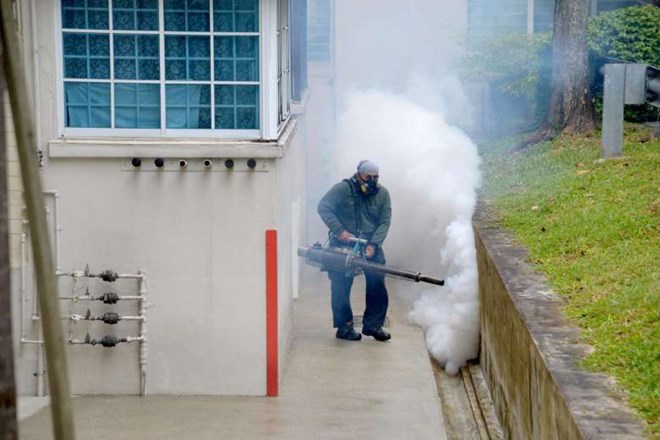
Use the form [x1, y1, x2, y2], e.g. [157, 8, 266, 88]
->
[332, 88, 481, 375]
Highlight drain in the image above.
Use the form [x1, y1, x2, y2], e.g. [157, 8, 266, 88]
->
[353, 315, 390, 328]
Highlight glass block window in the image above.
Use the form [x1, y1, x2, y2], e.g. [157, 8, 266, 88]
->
[533, 0, 555, 33]
[308, 0, 330, 62]
[468, 0, 528, 39]
[61, 0, 262, 132]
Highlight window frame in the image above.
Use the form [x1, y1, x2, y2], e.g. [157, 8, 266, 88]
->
[55, 0, 286, 140]
[277, 0, 290, 125]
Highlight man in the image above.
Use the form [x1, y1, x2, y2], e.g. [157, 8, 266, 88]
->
[317, 160, 392, 342]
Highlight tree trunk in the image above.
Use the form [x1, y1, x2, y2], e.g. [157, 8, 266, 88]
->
[0, 44, 18, 439]
[515, 0, 596, 150]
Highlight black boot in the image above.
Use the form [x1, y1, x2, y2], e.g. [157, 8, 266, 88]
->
[362, 326, 391, 341]
[336, 323, 362, 341]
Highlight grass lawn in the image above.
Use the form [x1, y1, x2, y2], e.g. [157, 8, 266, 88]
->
[479, 125, 659, 436]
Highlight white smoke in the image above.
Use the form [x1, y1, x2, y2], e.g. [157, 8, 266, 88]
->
[332, 88, 481, 375]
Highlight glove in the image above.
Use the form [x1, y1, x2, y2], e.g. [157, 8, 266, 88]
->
[365, 244, 376, 259]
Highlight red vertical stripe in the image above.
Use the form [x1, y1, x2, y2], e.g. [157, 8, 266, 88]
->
[265, 229, 278, 397]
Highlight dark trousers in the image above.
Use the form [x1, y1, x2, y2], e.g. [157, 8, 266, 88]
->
[328, 247, 389, 330]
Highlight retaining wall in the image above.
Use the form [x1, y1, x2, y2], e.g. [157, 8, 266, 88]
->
[473, 209, 645, 439]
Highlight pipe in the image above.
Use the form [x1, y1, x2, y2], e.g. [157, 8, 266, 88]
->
[29, 0, 40, 157]
[21, 336, 144, 345]
[178, 159, 187, 168]
[58, 295, 145, 302]
[20, 232, 26, 340]
[56, 268, 145, 280]
[20, 218, 46, 396]
[59, 313, 144, 323]
[43, 190, 61, 273]
[138, 270, 147, 396]
[21, 339, 44, 345]
[36, 313, 45, 396]
[68, 335, 144, 347]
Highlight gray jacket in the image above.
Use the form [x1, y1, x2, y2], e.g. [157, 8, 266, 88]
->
[317, 175, 392, 246]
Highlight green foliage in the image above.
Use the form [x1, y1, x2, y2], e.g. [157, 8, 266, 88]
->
[462, 33, 552, 100]
[588, 6, 660, 67]
[480, 126, 660, 436]
[589, 6, 660, 123]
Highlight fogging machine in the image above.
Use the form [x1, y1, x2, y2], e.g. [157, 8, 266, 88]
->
[298, 239, 444, 286]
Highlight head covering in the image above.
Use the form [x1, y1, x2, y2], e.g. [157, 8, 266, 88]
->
[357, 160, 379, 175]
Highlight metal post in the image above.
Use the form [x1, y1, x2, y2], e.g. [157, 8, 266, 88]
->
[602, 64, 625, 158]
[0, 2, 75, 439]
[0, 49, 18, 440]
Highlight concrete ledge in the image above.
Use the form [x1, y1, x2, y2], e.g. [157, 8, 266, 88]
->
[473, 206, 645, 439]
[48, 120, 298, 159]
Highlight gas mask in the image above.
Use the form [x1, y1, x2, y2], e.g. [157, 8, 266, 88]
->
[359, 175, 379, 195]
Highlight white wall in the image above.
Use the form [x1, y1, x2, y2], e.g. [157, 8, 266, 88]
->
[43, 158, 276, 395]
[11, 0, 306, 396]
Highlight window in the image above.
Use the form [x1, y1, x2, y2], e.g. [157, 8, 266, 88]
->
[61, 0, 262, 134]
[468, 0, 559, 38]
[289, 0, 307, 102]
[307, 0, 330, 62]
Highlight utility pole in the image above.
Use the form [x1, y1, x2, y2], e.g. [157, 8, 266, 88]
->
[0, 40, 17, 439]
[0, 1, 75, 438]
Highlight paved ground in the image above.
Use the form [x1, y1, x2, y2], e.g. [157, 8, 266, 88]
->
[18, 269, 447, 439]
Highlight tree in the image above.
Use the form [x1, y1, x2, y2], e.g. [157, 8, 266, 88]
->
[515, 0, 595, 150]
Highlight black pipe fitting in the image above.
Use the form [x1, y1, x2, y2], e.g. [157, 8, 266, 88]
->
[224, 159, 234, 169]
[102, 292, 119, 304]
[99, 270, 119, 282]
[83, 334, 125, 347]
[154, 158, 165, 168]
[100, 335, 124, 347]
[247, 158, 256, 169]
[131, 158, 142, 168]
[102, 312, 120, 325]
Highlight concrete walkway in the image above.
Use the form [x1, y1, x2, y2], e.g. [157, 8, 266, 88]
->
[18, 269, 447, 439]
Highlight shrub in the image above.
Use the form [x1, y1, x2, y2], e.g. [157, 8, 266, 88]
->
[462, 33, 552, 100]
[461, 33, 552, 125]
[588, 6, 660, 122]
[588, 6, 660, 67]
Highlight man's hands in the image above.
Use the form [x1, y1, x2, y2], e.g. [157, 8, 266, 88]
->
[337, 230, 376, 259]
[337, 230, 354, 242]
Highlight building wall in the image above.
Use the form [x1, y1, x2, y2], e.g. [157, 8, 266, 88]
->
[12, 0, 305, 396]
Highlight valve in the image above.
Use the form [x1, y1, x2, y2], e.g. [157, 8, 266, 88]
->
[102, 292, 119, 304]
[247, 158, 256, 169]
[131, 158, 142, 168]
[154, 158, 164, 168]
[102, 312, 120, 324]
[99, 270, 119, 282]
[100, 335, 121, 347]
[224, 159, 234, 169]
